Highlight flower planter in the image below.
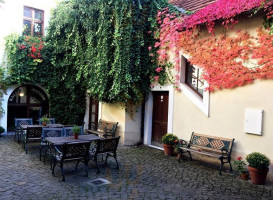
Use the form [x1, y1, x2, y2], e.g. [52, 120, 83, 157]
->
[42, 122, 47, 126]
[163, 144, 174, 156]
[74, 134, 79, 139]
[248, 166, 269, 185]
[239, 172, 249, 180]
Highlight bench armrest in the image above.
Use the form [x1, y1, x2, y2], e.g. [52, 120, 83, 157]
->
[179, 139, 190, 148]
[221, 148, 229, 157]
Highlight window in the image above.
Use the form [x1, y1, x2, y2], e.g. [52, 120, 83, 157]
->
[23, 6, 44, 36]
[185, 60, 204, 97]
[179, 54, 209, 116]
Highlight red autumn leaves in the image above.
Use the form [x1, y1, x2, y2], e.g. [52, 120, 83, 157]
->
[17, 36, 44, 62]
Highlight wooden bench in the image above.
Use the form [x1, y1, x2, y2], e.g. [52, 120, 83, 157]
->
[178, 132, 235, 175]
[87, 119, 118, 138]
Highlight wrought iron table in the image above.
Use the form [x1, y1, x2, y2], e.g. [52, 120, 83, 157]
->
[45, 134, 100, 145]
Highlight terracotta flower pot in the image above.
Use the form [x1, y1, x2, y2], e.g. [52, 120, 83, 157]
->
[74, 134, 79, 139]
[248, 166, 269, 185]
[42, 122, 47, 126]
[163, 144, 174, 156]
[239, 172, 249, 180]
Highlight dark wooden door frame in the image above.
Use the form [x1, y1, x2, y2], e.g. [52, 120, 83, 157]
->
[88, 96, 99, 130]
[151, 91, 169, 146]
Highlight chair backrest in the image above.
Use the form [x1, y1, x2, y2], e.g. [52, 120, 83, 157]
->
[15, 118, 33, 127]
[38, 118, 56, 125]
[97, 119, 119, 137]
[63, 126, 84, 137]
[26, 127, 42, 139]
[42, 127, 63, 138]
[62, 142, 91, 161]
[95, 136, 120, 156]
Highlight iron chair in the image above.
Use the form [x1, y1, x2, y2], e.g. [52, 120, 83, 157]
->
[23, 126, 42, 154]
[40, 127, 64, 164]
[89, 136, 120, 174]
[52, 141, 91, 182]
[14, 118, 33, 143]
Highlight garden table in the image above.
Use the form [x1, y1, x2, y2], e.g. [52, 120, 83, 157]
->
[45, 134, 100, 145]
[20, 124, 64, 130]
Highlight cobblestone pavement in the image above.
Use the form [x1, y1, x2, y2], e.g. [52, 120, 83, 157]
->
[0, 135, 273, 200]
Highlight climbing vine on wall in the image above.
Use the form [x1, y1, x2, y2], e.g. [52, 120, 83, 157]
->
[46, 0, 177, 112]
[4, 34, 44, 84]
[154, 1, 273, 91]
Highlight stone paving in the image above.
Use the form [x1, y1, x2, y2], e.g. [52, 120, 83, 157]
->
[0, 135, 273, 200]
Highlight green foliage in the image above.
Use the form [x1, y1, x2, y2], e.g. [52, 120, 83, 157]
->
[162, 133, 178, 145]
[246, 152, 270, 170]
[40, 116, 50, 124]
[0, 67, 7, 114]
[5, 34, 44, 84]
[233, 157, 247, 173]
[46, 0, 177, 109]
[4, 0, 177, 124]
[0, 126, 4, 134]
[72, 126, 81, 135]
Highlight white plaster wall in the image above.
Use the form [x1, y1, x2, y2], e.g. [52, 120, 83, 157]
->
[101, 102, 143, 145]
[171, 14, 273, 179]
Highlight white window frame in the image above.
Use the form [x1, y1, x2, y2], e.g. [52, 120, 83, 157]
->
[180, 53, 210, 117]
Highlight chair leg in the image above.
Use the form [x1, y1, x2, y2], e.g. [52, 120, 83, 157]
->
[113, 154, 119, 169]
[95, 157, 100, 174]
[39, 146, 43, 161]
[52, 161, 56, 176]
[75, 160, 80, 170]
[25, 142, 28, 154]
[60, 163, 65, 182]
[105, 154, 109, 165]
[44, 148, 48, 164]
[84, 160, 89, 177]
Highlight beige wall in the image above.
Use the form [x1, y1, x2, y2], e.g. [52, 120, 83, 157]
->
[170, 14, 273, 179]
[101, 103, 142, 145]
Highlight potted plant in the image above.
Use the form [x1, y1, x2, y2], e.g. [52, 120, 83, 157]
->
[72, 126, 81, 139]
[0, 126, 5, 136]
[41, 116, 50, 126]
[246, 152, 270, 185]
[233, 157, 249, 180]
[162, 133, 178, 156]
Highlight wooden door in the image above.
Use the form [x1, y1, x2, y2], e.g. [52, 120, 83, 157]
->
[88, 96, 99, 130]
[152, 91, 169, 146]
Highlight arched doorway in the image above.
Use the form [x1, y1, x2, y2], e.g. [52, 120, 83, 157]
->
[7, 85, 49, 130]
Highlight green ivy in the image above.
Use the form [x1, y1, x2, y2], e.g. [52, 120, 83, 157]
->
[3, 0, 177, 124]
[47, 0, 177, 108]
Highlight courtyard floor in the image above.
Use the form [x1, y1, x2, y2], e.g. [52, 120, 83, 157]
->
[0, 134, 273, 200]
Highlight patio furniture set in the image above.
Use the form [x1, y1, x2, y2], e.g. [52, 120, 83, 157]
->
[13, 118, 120, 182]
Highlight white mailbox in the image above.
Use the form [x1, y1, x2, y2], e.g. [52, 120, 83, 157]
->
[244, 109, 263, 135]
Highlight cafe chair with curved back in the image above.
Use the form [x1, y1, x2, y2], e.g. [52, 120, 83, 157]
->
[23, 126, 42, 154]
[14, 118, 33, 143]
[52, 141, 91, 182]
[40, 127, 64, 164]
[89, 136, 120, 174]
[63, 126, 83, 137]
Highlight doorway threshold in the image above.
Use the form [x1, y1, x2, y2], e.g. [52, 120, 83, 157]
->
[148, 145, 163, 151]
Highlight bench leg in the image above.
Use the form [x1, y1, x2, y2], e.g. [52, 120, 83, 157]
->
[219, 158, 224, 175]
[228, 158, 232, 172]
[187, 151, 192, 161]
